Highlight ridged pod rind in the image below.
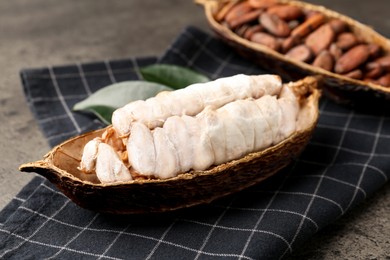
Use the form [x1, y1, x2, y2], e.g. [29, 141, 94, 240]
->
[196, 0, 390, 106]
[20, 76, 320, 215]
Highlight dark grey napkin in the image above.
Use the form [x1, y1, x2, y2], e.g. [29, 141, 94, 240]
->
[1, 26, 389, 260]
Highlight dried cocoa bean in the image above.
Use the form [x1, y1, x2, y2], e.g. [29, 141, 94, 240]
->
[285, 44, 313, 62]
[336, 32, 359, 51]
[267, 5, 304, 21]
[228, 9, 263, 29]
[312, 50, 334, 71]
[225, 1, 253, 25]
[248, 0, 277, 9]
[375, 55, 390, 71]
[235, 24, 251, 38]
[329, 43, 343, 61]
[260, 12, 291, 37]
[250, 32, 280, 51]
[215, 1, 237, 22]
[367, 44, 382, 59]
[335, 44, 370, 74]
[378, 73, 390, 87]
[328, 19, 348, 34]
[364, 62, 384, 79]
[281, 36, 300, 53]
[342, 69, 363, 80]
[305, 23, 335, 55]
[244, 24, 264, 40]
[291, 13, 326, 38]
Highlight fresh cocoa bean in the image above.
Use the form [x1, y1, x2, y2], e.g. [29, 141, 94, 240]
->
[244, 24, 264, 40]
[364, 62, 384, 79]
[285, 44, 313, 62]
[335, 44, 370, 74]
[336, 32, 359, 51]
[375, 55, 390, 71]
[378, 73, 390, 87]
[281, 35, 300, 53]
[267, 5, 304, 21]
[291, 13, 326, 38]
[250, 32, 280, 51]
[305, 23, 335, 55]
[260, 12, 291, 37]
[228, 9, 263, 29]
[312, 50, 334, 71]
[225, 1, 253, 25]
[329, 43, 343, 61]
[342, 69, 363, 80]
[328, 19, 348, 34]
[248, 0, 277, 9]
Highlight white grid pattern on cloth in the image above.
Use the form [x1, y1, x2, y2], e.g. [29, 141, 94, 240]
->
[1, 27, 389, 259]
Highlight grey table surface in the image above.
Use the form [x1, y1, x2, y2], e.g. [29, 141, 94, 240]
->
[0, 0, 389, 259]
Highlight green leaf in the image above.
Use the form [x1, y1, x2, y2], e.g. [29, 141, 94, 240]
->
[73, 81, 173, 125]
[140, 64, 210, 90]
[80, 105, 116, 125]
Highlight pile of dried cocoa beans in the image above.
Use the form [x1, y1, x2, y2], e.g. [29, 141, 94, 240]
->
[216, 0, 390, 86]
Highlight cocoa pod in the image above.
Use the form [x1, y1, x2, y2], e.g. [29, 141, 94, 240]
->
[225, 1, 253, 25]
[250, 32, 280, 51]
[285, 44, 313, 62]
[259, 12, 291, 37]
[336, 32, 359, 51]
[335, 44, 370, 74]
[228, 9, 263, 29]
[342, 69, 363, 80]
[267, 4, 304, 21]
[291, 13, 326, 38]
[305, 23, 335, 55]
[312, 50, 334, 71]
[328, 19, 348, 34]
[378, 73, 390, 87]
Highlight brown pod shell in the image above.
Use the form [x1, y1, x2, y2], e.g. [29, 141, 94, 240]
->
[19, 77, 321, 215]
[196, 0, 390, 106]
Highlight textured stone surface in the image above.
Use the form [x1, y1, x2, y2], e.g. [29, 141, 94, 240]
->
[0, 0, 388, 259]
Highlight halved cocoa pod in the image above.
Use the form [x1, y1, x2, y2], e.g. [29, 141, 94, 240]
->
[196, 0, 390, 106]
[19, 77, 321, 215]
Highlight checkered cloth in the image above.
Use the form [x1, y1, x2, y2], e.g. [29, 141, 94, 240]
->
[1, 27, 389, 259]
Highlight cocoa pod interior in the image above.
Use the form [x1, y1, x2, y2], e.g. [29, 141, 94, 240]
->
[196, 0, 390, 106]
[19, 77, 321, 215]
